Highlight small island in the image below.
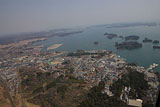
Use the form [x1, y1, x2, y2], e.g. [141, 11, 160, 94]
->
[142, 38, 152, 43]
[93, 41, 99, 45]
[153, 46, 160, 49]
[153, 40, 159, 44]
[115, 41, 142, 50]
[104, 32, 118, 39]
[125, 35, 140, 41]
[119, 36, 124, 39]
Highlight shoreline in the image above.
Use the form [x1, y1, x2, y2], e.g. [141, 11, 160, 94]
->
[0, 38, 47, 49]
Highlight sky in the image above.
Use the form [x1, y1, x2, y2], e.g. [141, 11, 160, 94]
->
[0, 0, 160, 36]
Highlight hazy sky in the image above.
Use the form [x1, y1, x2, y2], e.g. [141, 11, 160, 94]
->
[0, 0, 160, 35]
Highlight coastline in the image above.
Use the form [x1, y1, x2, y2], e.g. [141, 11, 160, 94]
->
[0, 38, 47, 49]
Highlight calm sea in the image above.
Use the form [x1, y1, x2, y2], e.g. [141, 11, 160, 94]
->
[35, 25, 160, 71]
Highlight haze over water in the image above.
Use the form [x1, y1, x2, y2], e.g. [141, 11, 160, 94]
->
[1, 0, 160, 36]
[1, 0, 160, 70]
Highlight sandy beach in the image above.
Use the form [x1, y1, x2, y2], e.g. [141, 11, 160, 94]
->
[47, 44, 62, 50]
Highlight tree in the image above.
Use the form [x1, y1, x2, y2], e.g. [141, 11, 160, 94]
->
[79, 81, 127, 107]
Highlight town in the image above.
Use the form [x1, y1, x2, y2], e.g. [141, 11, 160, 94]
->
[0, 40, 159, 107]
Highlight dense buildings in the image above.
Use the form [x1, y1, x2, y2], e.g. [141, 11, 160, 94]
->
[0, 39, 159, 106]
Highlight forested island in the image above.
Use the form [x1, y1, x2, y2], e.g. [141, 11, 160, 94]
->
[153, 46, 160, 49]
[143, 38, 152, 43]
[153, 40, 159, 44]
[104, 33, 118, 39]
[115, 41, 142, 50]
[104, 32, 160, 51]
[125, 35, 140, 41]
[93, 41, 99, 45]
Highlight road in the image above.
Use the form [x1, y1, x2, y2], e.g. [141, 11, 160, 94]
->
[0, 73, 15, 107]
[17, 70, 26, 107]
